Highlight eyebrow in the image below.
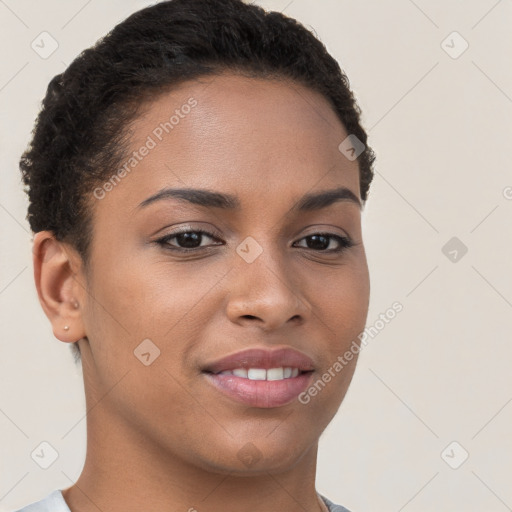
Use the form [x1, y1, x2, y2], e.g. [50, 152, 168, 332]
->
[137, 186, 361, 211]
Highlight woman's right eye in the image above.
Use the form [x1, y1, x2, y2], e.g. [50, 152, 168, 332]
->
[155, 229, 223, 252]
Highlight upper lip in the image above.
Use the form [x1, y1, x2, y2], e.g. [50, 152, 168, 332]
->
[202, 347, 315, 374]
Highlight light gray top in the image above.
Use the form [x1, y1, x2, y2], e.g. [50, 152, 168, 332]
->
[14, 491, 69, 512]
[14, 489, 352, 512]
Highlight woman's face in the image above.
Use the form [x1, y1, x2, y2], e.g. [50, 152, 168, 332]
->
[76, 73, 370, 473]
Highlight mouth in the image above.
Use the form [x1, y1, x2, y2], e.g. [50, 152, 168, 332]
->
[201, 347, 316, 408]
[203, 367, 313, 380]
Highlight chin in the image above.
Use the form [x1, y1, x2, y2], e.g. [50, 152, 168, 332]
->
[192, 432, 317, 476]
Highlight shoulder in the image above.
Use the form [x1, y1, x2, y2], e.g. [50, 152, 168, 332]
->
[319, 493, 353, 512]
[12, 490, 70, 512]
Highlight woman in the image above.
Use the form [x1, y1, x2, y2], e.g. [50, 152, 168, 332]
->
[16, 0, 375, 510]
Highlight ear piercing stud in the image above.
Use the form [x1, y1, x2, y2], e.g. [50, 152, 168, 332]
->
[63, 300, 78, 332]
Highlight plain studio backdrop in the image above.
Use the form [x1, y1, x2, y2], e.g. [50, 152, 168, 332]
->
[1, 1, 511, 511]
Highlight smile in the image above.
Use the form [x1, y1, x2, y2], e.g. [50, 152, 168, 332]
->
[217, 367, 302, 380]
[203, 369, 314, 408]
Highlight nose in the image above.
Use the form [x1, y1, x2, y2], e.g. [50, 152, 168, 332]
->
[225, 248, 311, 332]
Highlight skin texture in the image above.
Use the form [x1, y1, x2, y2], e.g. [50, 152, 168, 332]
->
[33, 73, 370, 512]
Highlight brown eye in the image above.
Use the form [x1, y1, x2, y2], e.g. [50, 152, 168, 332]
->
[156, 229, 223, 251]
[294, 233, 354, 253]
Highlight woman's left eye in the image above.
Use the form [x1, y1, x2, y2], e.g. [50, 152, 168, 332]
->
[156, 230, 354, 253]
[293, 233, 354, 253]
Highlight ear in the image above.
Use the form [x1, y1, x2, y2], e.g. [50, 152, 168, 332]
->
[32, 231, 87, 343]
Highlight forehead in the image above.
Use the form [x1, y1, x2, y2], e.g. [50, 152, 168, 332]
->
[96, 73, 361, 217]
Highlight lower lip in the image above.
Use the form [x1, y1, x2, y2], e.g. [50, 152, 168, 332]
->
[203, 371, 314, 408]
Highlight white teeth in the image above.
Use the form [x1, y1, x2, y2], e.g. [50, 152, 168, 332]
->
[247, 368, 266, 380]
[218, 367, 303, 381]
[267, 367, 284, 380]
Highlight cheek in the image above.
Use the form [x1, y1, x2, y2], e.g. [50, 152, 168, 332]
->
[295, 277, 368, 427]
[309, 260, 370, 342]
[82, 254, 228, 369]
[80, 256, 221, 425]
[306, 260, 369, 394]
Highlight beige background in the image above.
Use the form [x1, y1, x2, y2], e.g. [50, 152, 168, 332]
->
[1, 1, 511, 510]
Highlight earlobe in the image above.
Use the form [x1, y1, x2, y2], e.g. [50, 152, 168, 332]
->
[32, 231, 86, 343]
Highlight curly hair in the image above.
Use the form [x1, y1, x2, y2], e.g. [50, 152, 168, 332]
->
[20, 0, 375, 358]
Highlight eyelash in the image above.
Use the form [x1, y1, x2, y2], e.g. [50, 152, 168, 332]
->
[155, 228, 354, 254]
